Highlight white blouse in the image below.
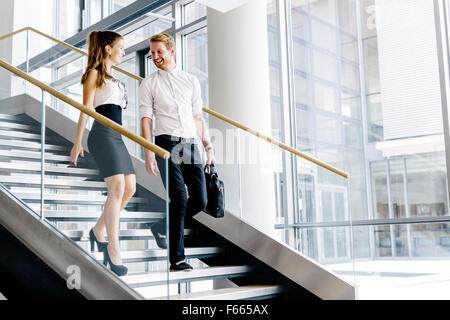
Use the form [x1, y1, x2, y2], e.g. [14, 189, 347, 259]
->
[94, 78, 127, 109]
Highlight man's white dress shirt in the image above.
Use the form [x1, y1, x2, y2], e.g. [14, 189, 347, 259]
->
[138, 66, 203, 139]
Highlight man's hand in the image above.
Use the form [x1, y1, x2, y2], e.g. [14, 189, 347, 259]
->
[206, 149, 216, 167]
[145, 154, 159, 176]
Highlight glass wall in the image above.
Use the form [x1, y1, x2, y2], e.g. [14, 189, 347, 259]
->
[361, 0, 382, 142]
[122, 12, 172, 48]
[361, 0, 449, 258]
[263, 1, 450, 298]
[112, 0, 137, 13]
[184, 28, 208, 105]
[57, 0, 82, 40]
[285, 0, 366, 263]
[183, 1, 207, 26]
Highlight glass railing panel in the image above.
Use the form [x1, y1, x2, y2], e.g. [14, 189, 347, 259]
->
[113, 59, 140, 158]
[206, 106, 355, 288]
[297, 153, 355, 282]
[0, 68, 42, 219]
[49, 97, 171, 298]
[206, 116, 244, 219]
[299, 224, 355, 281]
[23, 30, 87, 114]
[236, 128, 288, 239]
[0, 56, 171, 296]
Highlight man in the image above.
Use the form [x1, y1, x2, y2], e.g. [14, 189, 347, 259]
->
[138, 33, 215, 271]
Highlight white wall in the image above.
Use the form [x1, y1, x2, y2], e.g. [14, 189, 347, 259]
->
[10, 0, 55, 99]
[0, 0, 15, 100]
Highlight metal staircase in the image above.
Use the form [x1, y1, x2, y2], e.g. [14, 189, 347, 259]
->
[0, 112, 287, 300]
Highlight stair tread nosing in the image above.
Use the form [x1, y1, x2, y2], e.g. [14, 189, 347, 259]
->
[150, 285, 283, 300]
[63, 228, 191, 239]
[0, 121, 38, 131]
[45, 210, 164, 219]
[0, 129, 59, 141]
[0, 149, 72, 161]
[123, 265, 254, 286]
[14, 192, 147, 203]
[0, 176, 106, 188]
[90, 247, 224, 260]
[0, 161, 99, 175]
[0, 138, 67, 151]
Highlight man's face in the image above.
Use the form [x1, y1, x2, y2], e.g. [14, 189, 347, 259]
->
[150, 41, 175, 71]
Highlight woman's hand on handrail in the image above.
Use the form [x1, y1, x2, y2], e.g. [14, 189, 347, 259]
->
[144, 152, 159, 176]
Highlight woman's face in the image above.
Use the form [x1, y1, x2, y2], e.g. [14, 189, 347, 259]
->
[106, 38, 125, 65]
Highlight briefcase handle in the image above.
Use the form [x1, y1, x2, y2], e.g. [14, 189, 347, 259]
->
[204, 163, 218, 175]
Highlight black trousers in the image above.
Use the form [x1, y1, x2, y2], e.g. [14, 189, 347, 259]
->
[153, 135, 207, 264]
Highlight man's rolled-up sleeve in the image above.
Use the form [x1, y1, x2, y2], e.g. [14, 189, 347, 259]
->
[191, 76, 203, 117]
[138, 77, 154, 120]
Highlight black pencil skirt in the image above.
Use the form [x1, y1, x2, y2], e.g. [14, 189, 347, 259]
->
[87, 104, 135, 180]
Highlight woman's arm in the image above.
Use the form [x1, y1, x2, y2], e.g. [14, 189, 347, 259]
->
[70, 69, 98, 166]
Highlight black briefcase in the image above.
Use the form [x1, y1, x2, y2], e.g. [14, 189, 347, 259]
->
[204, 164, 225, 218]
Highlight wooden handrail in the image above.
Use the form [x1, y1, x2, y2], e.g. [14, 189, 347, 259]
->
[204, 108, 349, 178]
[0, 26, 29, 41]
[0, 26, 349, 178]
[0, 58, 170, 159]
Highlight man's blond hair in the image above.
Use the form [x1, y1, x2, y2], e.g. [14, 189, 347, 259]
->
[150, 33, 175, 50]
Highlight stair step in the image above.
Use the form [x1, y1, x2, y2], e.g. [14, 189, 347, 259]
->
[0, 138, 67, 152]
[91, 247, 224, 263]
[15, 192, 147, 205]
[151, 285, 283, 300]
[0, 161, 99, 176]
[0, 121, 38, 132]
[0, 114, 28, 121]
[0, 175, 106, 189]
[0, 129, 59, 142]
[45, 210, 164, 222]
[0, 114, 285, 301]
[123, 265, 254, 288]
[0, 149, 72, 163]
[63, 228, 192, 241]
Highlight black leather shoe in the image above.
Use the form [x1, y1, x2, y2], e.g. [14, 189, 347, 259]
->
[150, 224, 167, 249]
[104, 246, 128, 277]
[170, 262, 193, 271]
[89, 228, 108, 253]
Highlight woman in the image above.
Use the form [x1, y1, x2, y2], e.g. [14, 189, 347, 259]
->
[70, 30, 135, 276]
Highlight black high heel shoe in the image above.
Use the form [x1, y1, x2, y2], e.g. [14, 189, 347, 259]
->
[89, 228, 108, 253]
[104, 245, 128, 277]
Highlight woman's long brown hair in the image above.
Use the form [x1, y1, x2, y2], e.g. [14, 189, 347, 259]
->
[81, 30, 123, 87]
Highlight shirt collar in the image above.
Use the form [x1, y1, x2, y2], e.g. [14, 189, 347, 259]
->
[158, 64, 179, 76]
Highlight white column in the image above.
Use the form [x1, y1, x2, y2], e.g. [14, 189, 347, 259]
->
[0, 0, 14, 100]
[207, 0, 275, 236]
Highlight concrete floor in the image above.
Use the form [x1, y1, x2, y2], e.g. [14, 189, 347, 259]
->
[327, 259, 450, 300]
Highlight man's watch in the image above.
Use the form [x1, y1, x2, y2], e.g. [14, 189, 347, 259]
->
[205, 145, 214, 152]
